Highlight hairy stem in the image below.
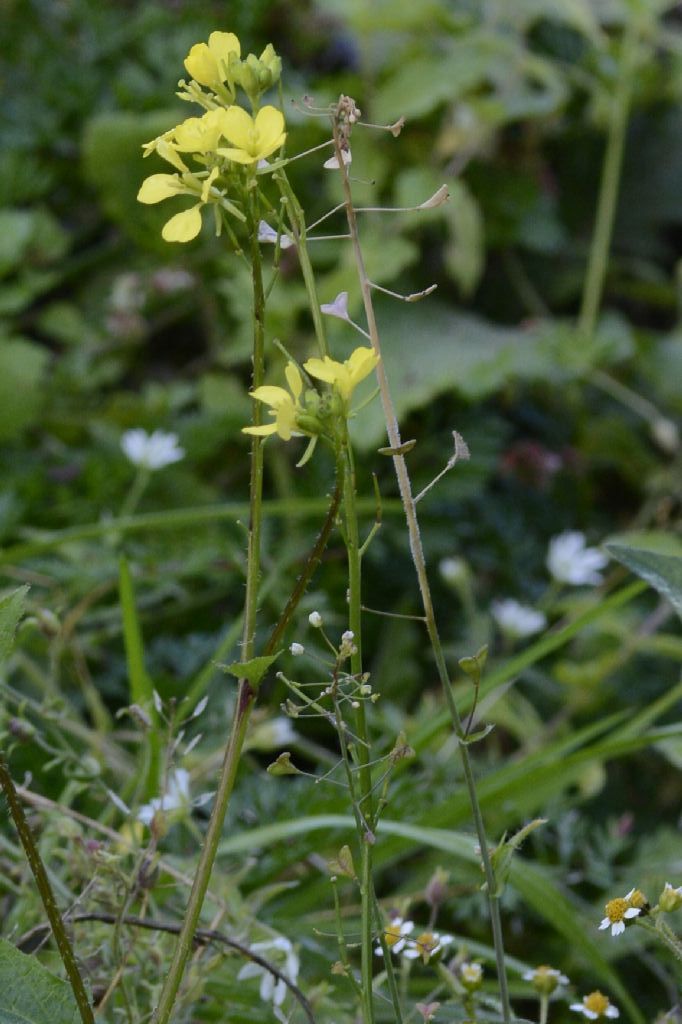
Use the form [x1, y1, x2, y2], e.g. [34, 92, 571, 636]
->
[0, 752, 95, 1024]
[332, 113, 512, 1023]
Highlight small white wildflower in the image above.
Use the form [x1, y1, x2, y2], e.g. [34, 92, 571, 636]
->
[121, 428, 184, 470]
[439, 557, 468, 585]
[341, 630, 354, 643]
[375, 917, 414, 956]
[308, 611, 323, 628]
[523, 965, 569, 995]
[257, 219, 294, 249]
[238, 936, 299, 1008]
[460, 961, 483, 990]
[570, 992, 619, 1020]
[320, 291, 350, 320]
[323, 148, 352, 169]
[491, 598, 546, 639]
[599, 888, 644, 937]
[289, 642, 305, 656]
[547, 531, 607, 586]
[137, 768, 191, 826]
[403, 930, 453, 963]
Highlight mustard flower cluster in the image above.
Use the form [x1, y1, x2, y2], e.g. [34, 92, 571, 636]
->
[138, 32, 285, 243]
[242, 347, 380, 445]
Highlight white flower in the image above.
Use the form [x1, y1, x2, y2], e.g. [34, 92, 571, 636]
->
[289, 642, 305, 656]
[137, 768, 191, 826]
[439, 557, 468, 585]
[547, 531, 608, 586]
[523, 965, 569, 994]
[321, 291, 350, 321]
[323, 148, 352, 169]
[238, 936, 299, 1008]
[460, 962, 483, 989]
[308, 611, 323, 628]
[403, 929, 453, 962]
[375, 917, 414, 956]
[341, 630, 354, 643]
[599, 888, 643, 936]
[570, 992, 619, 1019]
[491, 598, 546, 639]
[121, 428, 184, 470]
[257, 219, 294, 249]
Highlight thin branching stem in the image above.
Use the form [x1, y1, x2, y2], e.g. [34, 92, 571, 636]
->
[331, 110, 512, 1024]
[0, 753, 95, 1024]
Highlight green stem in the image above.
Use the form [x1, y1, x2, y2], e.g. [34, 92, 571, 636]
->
[577, 23, 638, 340]
[539, 994, 549, 1024]
[332, 116, 512, 1024]
[0, 753, 95, 1024]
[341, 442, 375, 1024]
[275, 170, 329, 357]
[637, 917, 682, 965]
[153, 184, 267, 1024]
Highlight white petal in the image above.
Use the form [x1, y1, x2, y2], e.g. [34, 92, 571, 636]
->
[320, 291, 350, 320]
[599, 918, 610, 930]
[623, 907, 640, 919]
[605, 1007, 620, 1018]
[611, 921, 625, 935]
[323, 148, 352, 169]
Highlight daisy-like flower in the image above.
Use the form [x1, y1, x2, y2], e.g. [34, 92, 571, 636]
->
[217, 106, 286, 165]
[491, 598, 546, 639]
[237, 936, 299, 1010]
[375, 917, 414, 956]
[659, 882, 682, 913]
[547, 531, 608, 586]
[570, 992, 619, 1020]
[184, 30, 241, 92]
[121, 428, 184, 470]
[599, 888, 644, 936]
[304, 346, 379, 405]
[523, 965, 569, 996]
[403, 929, 453, 964]
[460, 962, 483, 991]
[242, 361, 305, 441]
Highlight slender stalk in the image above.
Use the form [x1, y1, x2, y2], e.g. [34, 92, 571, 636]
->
[331, 113, 512, 1023]
[341, 441, 375, 1024]
[275, 170, 329, 357]
[0, 753, 95, 1024]
[577, 22, 638, 340]
[636, 918, 682, 965]
[539, 994, 549, 1024]
[153, 183, 268, 1024]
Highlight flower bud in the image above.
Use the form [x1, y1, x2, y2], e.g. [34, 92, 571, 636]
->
[659, 882, 682, 913]
[289, 642, 305, 656]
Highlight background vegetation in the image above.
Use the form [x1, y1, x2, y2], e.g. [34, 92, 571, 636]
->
[1, 1, 681, 1022]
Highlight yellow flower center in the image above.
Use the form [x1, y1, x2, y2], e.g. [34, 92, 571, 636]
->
[415, 932, 437, 959]
[584, 992, 610, 1016]
[604, 897, 629, 923]
[384, 924, 401, 948]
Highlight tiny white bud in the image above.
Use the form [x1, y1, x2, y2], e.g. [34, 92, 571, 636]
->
[341, 630, 355, 643]
[308, 611, 323, 628]
[351, 700, 360, 708]
[289, 642, 305, 656]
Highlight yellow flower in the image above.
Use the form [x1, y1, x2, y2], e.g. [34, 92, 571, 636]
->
[173, 109, 229, 153]
[243, 362, 304, 441]
[184, 31, 241, 91]
[217, 106, 286, 165]
[303, 346, 379, 403]
[137, 166, 225, 243]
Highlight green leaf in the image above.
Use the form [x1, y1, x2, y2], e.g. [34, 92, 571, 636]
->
[219, 653, 281, 689]
[0, 585, 28, 664]
[0, 938, 80, 1024]
[606, 535, 682, 619]
[0, 335, 49, 441]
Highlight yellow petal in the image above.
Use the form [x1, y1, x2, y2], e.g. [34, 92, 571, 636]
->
[255, 106, 286, 156]
[275, 402, 298, 441]
[174, 110, 225, 153]
[250, 385, 291, 407]
[161, 206, 203, 243]
[216, 147, 259, 165]
[220, 106, 255, 151]
[242, 423, 278, 436]
[137, 174, 184, 204]
[347, 346, 379, 386]
[184, 43, 219, 87]
[208, 30, 241, 63]
[156, 140, 189, 173]
[285, 362, 303, 400]
[303, 355, 340, 386]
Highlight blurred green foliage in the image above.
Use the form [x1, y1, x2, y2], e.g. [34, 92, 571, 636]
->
[1, 0, 681, 1021]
